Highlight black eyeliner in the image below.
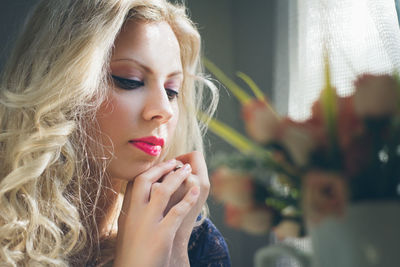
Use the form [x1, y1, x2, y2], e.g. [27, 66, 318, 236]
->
[111, 75, 144, 90]
[165, 88, 179, 100]
[111, 74, 179, 100]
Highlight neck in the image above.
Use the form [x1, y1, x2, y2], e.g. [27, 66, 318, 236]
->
[97, 178, 125, 239]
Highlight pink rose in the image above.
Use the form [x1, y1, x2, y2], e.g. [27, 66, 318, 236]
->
[211, 166, 254, 208]
[242, 99, 280, 144]
[297, 93, 365, 172]
[225, 204, 273, 234]
[277, 120, 316, 167]
[302, 170, 348, 226]
[354, 74, 399, 118]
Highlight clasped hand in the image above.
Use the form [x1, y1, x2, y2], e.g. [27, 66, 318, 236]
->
[113, 151, 210, 267]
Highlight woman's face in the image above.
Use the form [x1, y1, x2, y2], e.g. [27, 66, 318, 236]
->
[96, 20, 183, 181]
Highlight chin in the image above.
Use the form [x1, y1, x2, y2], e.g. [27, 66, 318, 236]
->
[108, 160, 158, 181]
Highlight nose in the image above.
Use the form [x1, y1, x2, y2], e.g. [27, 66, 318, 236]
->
[142, 83, 174, 124]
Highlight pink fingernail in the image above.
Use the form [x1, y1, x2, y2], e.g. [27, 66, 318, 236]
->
[183, 163, 192, 172]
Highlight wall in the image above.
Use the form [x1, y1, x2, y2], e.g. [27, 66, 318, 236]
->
[186, 1, 279, 266]
[0, 0, 36, 70]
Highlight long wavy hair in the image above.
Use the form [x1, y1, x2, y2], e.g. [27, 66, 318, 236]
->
[0, 0, 218, 265]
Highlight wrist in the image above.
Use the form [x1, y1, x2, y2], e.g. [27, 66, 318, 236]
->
[170, 235, 191, 264]
[169, 246, 190, 267]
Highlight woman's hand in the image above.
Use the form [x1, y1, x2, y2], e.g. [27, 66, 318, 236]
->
[168, 151, 211, 266]
[113, 160, 200, 267]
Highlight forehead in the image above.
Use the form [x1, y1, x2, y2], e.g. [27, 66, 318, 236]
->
[111, 20, 182, 72]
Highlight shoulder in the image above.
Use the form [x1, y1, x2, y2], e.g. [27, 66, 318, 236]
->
[188, 218, 231, 267]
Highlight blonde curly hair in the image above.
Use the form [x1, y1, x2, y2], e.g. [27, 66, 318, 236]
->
[0, 0, 218, 266]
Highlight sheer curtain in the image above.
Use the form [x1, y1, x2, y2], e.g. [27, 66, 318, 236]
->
[272, 1, 400, 266]
[287, 0, 400, 121]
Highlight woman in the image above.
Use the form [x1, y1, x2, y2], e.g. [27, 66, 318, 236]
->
[0, 0, 230, 266]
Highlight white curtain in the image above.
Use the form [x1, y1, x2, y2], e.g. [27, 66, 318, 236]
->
[272, 1, 400, 266]
[287, 0, 400, 120]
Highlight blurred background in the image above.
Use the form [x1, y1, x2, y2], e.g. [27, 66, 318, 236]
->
[0, 0, 290, 266]
[185, 1, 290, 266]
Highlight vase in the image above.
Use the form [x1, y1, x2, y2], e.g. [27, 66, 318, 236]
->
[254, 201, 400, 267]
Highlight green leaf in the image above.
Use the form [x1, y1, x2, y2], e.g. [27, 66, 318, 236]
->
[236, 71, 266, 102]
[203, 57, 252, 104]
[320, 52, 339, 159]
[199, 111, 267, 156]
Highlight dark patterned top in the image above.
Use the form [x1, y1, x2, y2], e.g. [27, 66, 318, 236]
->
[188, 218, 231, 267]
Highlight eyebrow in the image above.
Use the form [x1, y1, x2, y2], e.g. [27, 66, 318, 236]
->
[111, 58, 153, 74]
[167, 71, 184, 79]
[111, 58, 183, 78]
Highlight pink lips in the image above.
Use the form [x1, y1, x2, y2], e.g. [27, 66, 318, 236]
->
[129, 136, 165, 156]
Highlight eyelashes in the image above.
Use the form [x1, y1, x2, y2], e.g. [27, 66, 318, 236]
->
[111, 75, 144, 90]
[111, 74, 179, 100]
[165, 89, 179, 100]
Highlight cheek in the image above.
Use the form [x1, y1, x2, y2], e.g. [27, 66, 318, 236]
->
[97, 100, 120, 142]
[96, 93, 141, 143]
[96, 101, 115, 144]
[169, 104, 179, 134]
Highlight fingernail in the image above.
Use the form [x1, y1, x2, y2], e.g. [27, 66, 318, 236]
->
[191, 186, 200, 196]
[183, 163, 192, 172]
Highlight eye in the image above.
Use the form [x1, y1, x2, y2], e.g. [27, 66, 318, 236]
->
[111, 75, 144, 90]
[165, 88, 179, 101]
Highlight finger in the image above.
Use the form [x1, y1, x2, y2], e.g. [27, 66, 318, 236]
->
[131, 159, 179, 206]
[176, 151, 210, 196]
[147, 163, 192, 216]
[176, 151, 207, 176]
[119, 181, 134, 226]
[172, 161, 184, 172]
[161, 186, 200, 233]
[183, 174, 199, 188]
[150, 182, 161, 199]
[162, 176, 198, 217]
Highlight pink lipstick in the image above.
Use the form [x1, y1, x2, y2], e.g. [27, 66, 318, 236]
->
[129, 136, 164, 156]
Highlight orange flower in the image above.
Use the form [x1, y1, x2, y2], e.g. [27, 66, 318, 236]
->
[277, 120, 316, 167]
[300, 93, 365, 171]
[225, 204, 273, 234]
[354, 74, 399, 118]
[211, 166, 254, 208]
[242, 99, 280, 144]
[302, 170, 348, 226]
[309, 94, 367, 177]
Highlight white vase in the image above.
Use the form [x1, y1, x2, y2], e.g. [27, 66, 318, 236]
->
[254, 201, 400, 267]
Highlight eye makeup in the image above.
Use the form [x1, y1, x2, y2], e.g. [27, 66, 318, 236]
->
[111, 74, 180, 101]
[111, 75, 144, 90]
[164, 78, 181, 101]
[165, 88, 179, 100]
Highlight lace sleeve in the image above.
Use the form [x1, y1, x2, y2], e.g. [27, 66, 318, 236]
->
[188, 218, 231, 267]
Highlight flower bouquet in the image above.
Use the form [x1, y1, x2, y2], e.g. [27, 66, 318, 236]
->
[203, 56, 400, 241]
